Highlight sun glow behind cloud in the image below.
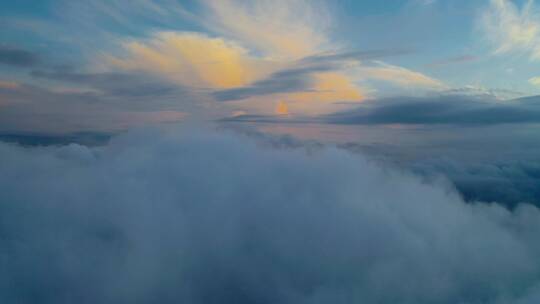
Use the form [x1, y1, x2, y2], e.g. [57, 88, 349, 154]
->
[2, 0, 539, 131]
[101, 0, 445, 117]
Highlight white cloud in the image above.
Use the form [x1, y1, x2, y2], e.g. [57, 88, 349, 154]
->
[202, 0, 331, 60]
[358, 61, 446, 89]
[529, 76, 540, 86]
[481, 0, 540, 60]
[1, 126, 540, 303]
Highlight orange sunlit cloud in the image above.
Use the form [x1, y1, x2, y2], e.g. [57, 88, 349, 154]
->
[109, 32, 279, 89]
[103, 0, 444, 118]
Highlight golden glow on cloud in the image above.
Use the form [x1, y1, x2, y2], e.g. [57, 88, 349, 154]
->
[309, 73, 364, 101]
[285, 73, 364, 111]
[104, 0, 446, 117]
[231, 110, 247, 117]
[109, 32, 276, 89]
[233, 72, 364, 115]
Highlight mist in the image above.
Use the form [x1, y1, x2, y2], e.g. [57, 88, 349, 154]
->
[1, 126, 540, 304]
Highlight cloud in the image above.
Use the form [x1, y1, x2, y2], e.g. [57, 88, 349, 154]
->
[0, 84, 187, 133]
[530, 77, 540, 87]
[358, 61, 445, 89]
[212, 65, 332, 101]
[202, 0, 330, 59]
[0, 132, 111, 147]
[443, 85, 525, 100]
[109, 32, 276, 89]
[212, 50, 407, 102]
[99, 2, 441, 117]
[0, 46, 40, 67]
[211, 49, 420, 114]
[109, 32, 370, 114]
[339, 138, 540, 209]
[1, 126, 540, 303]
[0, 80, 20, 90]
[481, 0, 540, 60]
[326, 94, 540, 125]
[30, 69, 182, 98]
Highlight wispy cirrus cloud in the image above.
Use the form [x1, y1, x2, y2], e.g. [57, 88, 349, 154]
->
[358, 61, 446, 89]
[202, 0, 331, 60]
[481, 0, 540, 60]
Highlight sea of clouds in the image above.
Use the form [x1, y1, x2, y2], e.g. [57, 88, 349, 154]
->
[1, 126, 540, 304]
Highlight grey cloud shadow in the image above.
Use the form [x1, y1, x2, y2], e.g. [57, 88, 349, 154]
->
[326, 95, 540, 125]
[31, 69, 182, 98]
[212, 65, 333, 101]
[0, 46, 40, 67]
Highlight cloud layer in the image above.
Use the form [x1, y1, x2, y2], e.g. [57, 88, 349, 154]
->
[1, 127, 540, 303]
[327, 94, 540, 125]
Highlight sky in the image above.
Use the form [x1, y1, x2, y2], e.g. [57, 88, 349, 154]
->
[1, 0, 540, 133]
[3, 2, 540, 303]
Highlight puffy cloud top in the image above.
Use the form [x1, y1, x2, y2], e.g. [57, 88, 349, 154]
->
[1, 126, 540, 303]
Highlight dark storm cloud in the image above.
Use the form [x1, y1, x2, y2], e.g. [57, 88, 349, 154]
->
[0, 46, 40, 67]
[327, 95, 540, 125]
[1, 126, 540, 304]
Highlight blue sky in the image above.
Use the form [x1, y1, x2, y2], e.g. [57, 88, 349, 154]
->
[1, 0, 540, 132]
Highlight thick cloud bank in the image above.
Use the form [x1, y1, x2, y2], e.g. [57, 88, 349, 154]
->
[1, 127, 540, 304]
[326, 95, 540, 125]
